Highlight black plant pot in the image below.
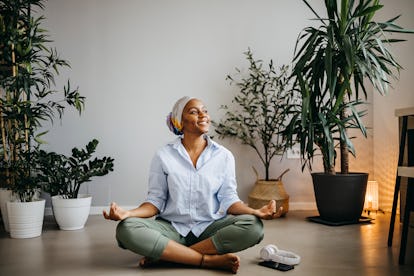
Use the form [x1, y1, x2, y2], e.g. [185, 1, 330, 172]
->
[312, 172, 368, 223]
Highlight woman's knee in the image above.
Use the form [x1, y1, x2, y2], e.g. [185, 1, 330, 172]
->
[214, 215, 264, 253]
[116, 218, 145, 247]
[235, 215, 264, 243]
[115, 218, 169, 260]
[116, 218, 157, 249]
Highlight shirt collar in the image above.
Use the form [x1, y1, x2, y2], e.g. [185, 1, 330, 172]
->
[169, 135, 218, 151]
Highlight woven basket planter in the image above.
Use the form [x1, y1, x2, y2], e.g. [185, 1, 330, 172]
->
[248, 168, 289, 216]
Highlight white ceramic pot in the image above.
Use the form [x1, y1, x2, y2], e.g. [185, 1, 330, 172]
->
[7, 199, 46, 239]
[0, 189, 12, 232]
[52, 194, 92, 230]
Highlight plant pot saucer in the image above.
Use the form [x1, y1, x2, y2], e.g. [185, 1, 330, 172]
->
[307, 216, 373, 226]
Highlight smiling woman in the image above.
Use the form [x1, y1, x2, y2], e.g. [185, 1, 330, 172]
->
[103, 96, 284, 273]
[180, 98, 210, 166]
[181, 99, 210, 137]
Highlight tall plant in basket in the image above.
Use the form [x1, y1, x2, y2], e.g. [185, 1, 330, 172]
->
[214, 49, 293, 214]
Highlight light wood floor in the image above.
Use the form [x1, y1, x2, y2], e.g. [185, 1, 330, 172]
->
[0, 211, 413, 276]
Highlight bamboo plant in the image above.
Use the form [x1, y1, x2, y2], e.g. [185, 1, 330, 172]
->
[214, 49, 293, 180]
[0, 0, 84, 201]
[283, 0, 413, 174]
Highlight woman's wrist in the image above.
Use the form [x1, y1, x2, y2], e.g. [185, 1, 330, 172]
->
[123, 210, 132, 220]
[251, 208, 260, 217]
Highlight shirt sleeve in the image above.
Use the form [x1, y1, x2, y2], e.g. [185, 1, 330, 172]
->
[217, 150, 241, 213]
[145, 152, 168, 212]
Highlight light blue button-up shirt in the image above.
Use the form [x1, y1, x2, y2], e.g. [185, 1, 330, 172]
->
[145, 136, 241, 237]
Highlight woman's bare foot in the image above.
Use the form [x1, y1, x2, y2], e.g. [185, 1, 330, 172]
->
[201, 253, 240, 274]
[139, 257, 179, 268]
[139, 257, 155, 268]
[140, 253, 240, 273]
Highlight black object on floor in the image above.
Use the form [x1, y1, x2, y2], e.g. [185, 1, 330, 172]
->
[258, 261, 294, 271]
[307, 216, 373, 226]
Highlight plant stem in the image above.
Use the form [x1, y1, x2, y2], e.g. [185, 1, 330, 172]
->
[11, 43, 20, 162]
[340, 103, 349, 174]
[0, 89, 7, 162]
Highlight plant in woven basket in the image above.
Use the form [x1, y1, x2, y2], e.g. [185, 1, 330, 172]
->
[213, 49, 294, 181]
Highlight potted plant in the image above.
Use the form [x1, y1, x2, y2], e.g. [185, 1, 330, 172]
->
[283, 0, 413, 223]
[3, 151, 45, 238]
[213, 49, 293, 215]
[36, 139, 114, 230]
[0, 0, 84, 237]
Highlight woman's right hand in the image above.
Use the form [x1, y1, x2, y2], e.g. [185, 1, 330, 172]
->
[103, 202, 129, 221]
[254, 200, 284, 220]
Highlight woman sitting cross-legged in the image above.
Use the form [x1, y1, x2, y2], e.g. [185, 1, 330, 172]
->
[103, 96, 283, 274]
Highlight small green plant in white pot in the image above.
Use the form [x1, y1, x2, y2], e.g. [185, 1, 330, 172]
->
[36, 139, 114, 230]
[5, 153, 45, 238]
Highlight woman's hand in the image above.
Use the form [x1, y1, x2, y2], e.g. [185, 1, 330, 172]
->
[103, 202, 129, 221]
[103, 202, 159, 221]
[254, 200, 284, 220]
[227, 200, 283, 220]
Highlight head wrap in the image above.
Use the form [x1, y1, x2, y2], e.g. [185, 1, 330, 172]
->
[166, 96, 195, 135]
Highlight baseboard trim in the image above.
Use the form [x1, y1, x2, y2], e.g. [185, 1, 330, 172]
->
[45, 206, 138, 216]
[45, 203, 316, 216]
[288, 202, 317, 211]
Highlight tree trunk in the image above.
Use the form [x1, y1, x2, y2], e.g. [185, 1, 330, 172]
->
[0, 91, 7, 162]
[340, 107, 349, 174]
[325, 163, 336, 175]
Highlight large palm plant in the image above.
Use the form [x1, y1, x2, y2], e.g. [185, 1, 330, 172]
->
[284, 0, 413, 175]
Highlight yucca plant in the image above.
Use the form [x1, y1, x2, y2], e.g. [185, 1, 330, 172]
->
[284, 0, 413, 175]
[214, 49, 293, 180]
[0, 0, 85, 201]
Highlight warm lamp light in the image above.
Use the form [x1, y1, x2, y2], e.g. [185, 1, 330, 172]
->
[364, 180, 379, 211]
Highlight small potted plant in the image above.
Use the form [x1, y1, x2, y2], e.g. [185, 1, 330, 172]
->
[36, 139, 114, 230]
[213, 49, 293, 215]
[3, 151, 45, 238]
[283, 0, 413, 223]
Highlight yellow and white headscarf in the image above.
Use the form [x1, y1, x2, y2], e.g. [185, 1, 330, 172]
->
[166, 96, 195, 135]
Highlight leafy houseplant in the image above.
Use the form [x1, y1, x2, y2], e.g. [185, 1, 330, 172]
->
[0, 0, 84, 202]
[214, 49, 292, 181]
[36, 139, 114, 230]
[214, 49, 293, 212]
[37, 139, 114, 199]
[0, 0, 84, 237]
[283, 0, 413, 222]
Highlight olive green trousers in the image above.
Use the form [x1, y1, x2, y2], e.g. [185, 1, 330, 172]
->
[116, 214, 264, 260]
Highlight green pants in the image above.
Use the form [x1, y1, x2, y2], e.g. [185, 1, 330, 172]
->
[116, 214, 264, 260]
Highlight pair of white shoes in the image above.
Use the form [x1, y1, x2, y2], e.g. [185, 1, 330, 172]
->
[260, 244, 301, 265]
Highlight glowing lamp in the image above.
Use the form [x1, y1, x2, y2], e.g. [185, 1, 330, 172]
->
[364, 180, 379, 211]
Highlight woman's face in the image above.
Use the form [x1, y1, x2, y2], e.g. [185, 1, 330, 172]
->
[181, 99, 210, 135]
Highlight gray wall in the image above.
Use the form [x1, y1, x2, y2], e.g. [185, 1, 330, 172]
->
[41, 0, 413, 211]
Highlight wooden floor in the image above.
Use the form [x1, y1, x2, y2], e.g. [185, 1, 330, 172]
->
[0, 211, 413, 276]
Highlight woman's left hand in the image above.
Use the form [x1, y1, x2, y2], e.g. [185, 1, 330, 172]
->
[255, 200, 284, 220]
